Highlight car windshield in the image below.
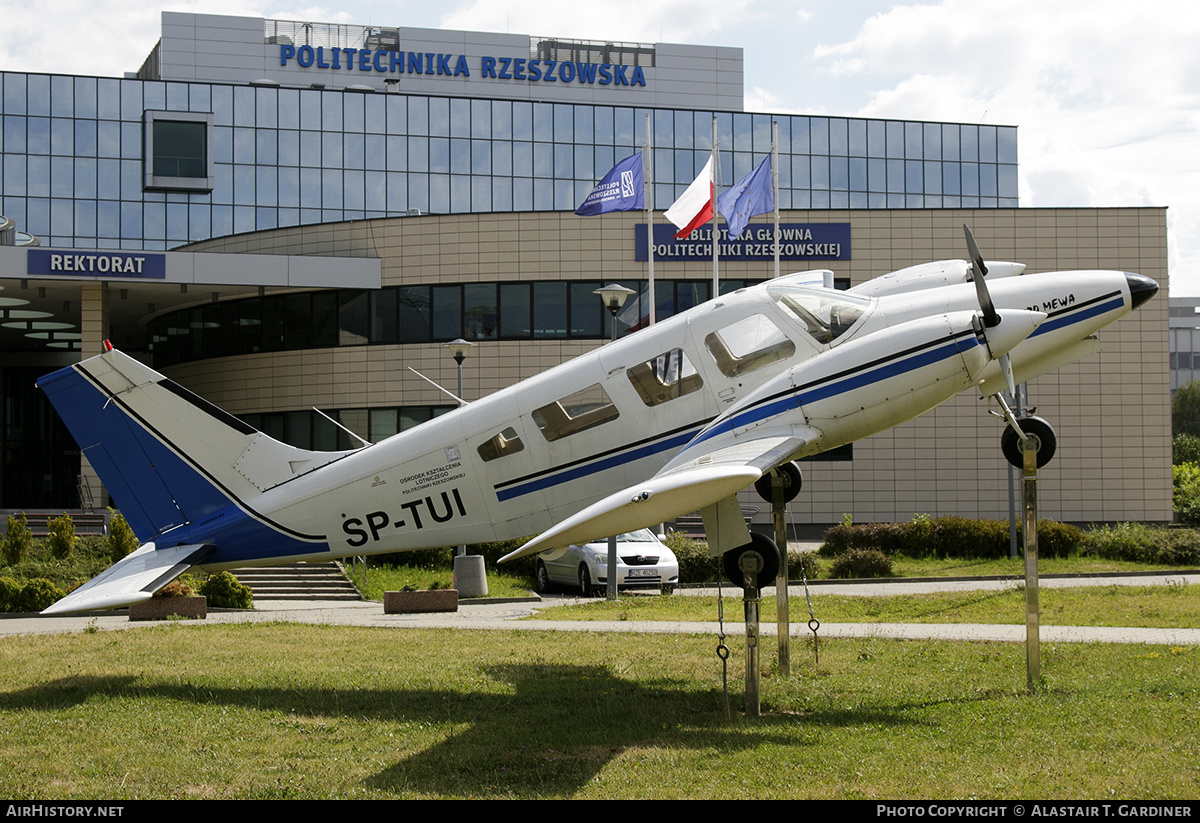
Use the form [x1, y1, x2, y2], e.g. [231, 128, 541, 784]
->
[616, 529, 658, 542]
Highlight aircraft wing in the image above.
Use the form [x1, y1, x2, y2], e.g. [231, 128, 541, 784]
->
[41, 543, 215, 615]
[500, 432, 813, 562]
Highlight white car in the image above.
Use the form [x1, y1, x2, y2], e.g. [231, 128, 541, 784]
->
[535, 529, 680, 596]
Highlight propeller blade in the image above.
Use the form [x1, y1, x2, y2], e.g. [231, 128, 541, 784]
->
[963, 224, 1000, 328]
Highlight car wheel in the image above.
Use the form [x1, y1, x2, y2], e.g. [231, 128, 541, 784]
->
[535, 560, 552, 594]
[579, 565, 595, 597]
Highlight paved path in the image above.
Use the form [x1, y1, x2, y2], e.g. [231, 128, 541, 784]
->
[2, 573, 1198, 646]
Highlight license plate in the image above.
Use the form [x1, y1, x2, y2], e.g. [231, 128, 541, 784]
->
[627, 568, 657, 577]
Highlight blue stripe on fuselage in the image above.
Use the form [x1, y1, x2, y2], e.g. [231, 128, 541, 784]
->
[688, 335, 975, 450]
[494, 426, 701, 501]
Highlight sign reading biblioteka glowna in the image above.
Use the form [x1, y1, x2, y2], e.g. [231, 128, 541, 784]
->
[278, 45, 649, 87]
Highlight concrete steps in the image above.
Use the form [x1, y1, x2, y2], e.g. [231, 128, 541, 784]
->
[233, 562, 362, 602]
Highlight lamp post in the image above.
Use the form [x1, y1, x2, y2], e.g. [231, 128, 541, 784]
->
[445, 338, 475, 408]
[445, 338, 475, 562]
[593, 284, 636, 343]
[593, 284, 635, 599]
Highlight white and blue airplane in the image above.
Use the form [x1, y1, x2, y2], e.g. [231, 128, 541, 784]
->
[37, 227, 1157, 614]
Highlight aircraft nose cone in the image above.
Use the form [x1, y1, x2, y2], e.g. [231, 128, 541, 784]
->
[1126, 273, 1159, 309]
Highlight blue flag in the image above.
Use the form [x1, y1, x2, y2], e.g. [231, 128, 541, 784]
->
[575, 153, 644, 216]
[717, 157, 774, 240]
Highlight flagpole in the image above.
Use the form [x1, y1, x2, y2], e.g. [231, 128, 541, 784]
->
[711, 116, 719, 298]
[773, 121, 780, 279]
[646, 114, 655, 325]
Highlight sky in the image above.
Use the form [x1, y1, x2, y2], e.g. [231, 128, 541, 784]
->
[2, 0, 1196, 292]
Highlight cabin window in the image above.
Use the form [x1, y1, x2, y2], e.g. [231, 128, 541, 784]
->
[477, 427, 525, 461]
[532, 384, 619, 442]
[704, 315, 796, 377]
[627, 348, 703, 406]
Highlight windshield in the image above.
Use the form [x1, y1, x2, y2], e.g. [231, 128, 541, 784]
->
[767, 284, 872, 345]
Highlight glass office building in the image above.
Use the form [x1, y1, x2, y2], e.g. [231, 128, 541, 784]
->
[0, 14, 1018, 253]
[0, 13, 1170, 525]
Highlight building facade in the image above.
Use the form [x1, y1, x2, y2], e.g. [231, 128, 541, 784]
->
[0, 12, 1170, 525]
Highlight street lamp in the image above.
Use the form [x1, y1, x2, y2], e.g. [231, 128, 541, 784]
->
[445, 338, 475, 407]
[593, 284, 636, 600]
[445, 338, 475, 562]
[593, 284, 636, 343]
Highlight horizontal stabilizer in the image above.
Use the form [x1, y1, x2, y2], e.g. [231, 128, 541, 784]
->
[41, 543, 214, 615]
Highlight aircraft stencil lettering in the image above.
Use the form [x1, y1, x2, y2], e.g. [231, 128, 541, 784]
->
[36, 226, 1157, 614]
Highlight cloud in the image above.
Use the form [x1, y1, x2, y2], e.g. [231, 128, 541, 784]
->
[809, 0, 1200, 291]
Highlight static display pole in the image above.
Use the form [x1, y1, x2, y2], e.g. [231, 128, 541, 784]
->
[742, 556, 762, 717]
[771, 470, 790, 676]
[1022, 435, 1041, 691]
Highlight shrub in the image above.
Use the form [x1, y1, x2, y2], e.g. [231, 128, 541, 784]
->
[827, 548, 893, 579]
[1082, 523, 1200, 566]
[1174, 463, 1200, 525]
[13, 578, 65, 612]
[155, 579, 196, 598]
[200, 571, 253, 609]
[3, 514, 33, 566]
[46, 514, 76, 560]
[788, 551, 821, 581]
[108, 512, 139, 560]
[664, 531, 715, 583]
[1022, 520, 1085, 559]
[0, 576, 21, 611]
[1173, 434, 1200, 466]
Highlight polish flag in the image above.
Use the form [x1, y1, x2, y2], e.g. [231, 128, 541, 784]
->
[664, 157, 714, 239]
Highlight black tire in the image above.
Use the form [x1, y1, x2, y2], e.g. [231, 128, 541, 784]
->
[1001, 415, 1057, 469]
[754, 462, 803, 503]
[579, 565, 597, 597]
[722, 532, 781, 589]
[534, 561, 552, 594]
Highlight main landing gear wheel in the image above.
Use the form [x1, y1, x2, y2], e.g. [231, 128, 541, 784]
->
[1000, 415, 1057, 469]
[722, 532, 781, 590]
[754, 461, 802, 503]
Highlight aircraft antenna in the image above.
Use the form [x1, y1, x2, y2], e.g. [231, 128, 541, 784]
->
[407, 367, 469, 406]
[312, 407, 372, 447]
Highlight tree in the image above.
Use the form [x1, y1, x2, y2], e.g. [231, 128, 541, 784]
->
[1173, 380, 1200, 437]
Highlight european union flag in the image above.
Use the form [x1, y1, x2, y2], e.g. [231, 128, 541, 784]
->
[717, 157, 774, 240]
[575, 153, 644, 216]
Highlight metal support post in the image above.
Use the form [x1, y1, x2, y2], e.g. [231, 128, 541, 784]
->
[771, 470, 790, 676]
[1022, 436, 1041, 692]
[742, 554, 762, 717]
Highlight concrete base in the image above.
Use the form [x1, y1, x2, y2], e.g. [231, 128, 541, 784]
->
[453, 554, 488, 599]
[129, 596, 207, 621]
[384, 589, 458, 614]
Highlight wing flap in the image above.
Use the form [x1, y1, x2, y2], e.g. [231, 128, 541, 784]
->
[500, 433, 812, 563]
[41, 543, 215, 615]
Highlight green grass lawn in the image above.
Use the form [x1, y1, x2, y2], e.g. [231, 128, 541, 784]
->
[356, 563, 534, 600]
[529, 583, 1200, 629]
[0, 623, 1195, 799]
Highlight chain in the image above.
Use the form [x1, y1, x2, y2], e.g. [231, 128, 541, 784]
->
[800, 562, 820, 666]
[715, 557, 730, 719]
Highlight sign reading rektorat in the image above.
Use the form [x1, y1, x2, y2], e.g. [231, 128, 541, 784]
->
[27, 250, 167, 278]
[635, 223, 851, 262]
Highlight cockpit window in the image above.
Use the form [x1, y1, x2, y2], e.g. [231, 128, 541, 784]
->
[704, 314, 796, 377]
[768, 284, 870, 344]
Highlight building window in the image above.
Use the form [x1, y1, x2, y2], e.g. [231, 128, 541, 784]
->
[143, 111, 214, 192]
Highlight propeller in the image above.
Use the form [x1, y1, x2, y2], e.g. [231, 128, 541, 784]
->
[963, 223, 1016, 397]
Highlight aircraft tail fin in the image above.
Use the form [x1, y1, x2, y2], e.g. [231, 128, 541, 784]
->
[36, 347, 358, 543]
